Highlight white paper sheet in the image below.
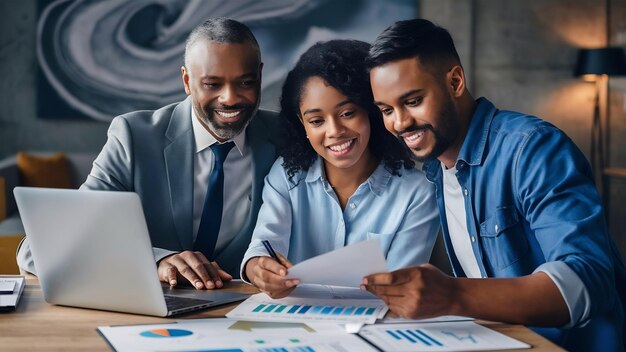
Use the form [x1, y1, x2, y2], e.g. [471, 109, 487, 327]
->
[290, 284, 379, 300]
[98, 318, 378, 352]
[285, 239, 388, 287]
[226, 290, 388, 324]
[0, 280, 16, 294]
[345, 316, 474, 335]
[0, 276, 25, 311]
[358, 321, 531, 351]
[379, 315, 473, 324]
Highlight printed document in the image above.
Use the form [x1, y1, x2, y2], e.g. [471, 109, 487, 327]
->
[98, 318, 377, 352]
[285, 239, 388, 287]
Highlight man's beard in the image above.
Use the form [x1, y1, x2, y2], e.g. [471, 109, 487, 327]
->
[397, 97, 459, 163]
[194, 102, 257, 141]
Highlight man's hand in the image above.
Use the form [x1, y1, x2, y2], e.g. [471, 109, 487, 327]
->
[245, 252, 299, 299]
[361, 264, 458, 319]
[363, 265, 570, 326]
[157, 251, 232, 289]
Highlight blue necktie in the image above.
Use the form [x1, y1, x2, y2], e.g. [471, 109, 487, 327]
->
[194, 141, 235, 260]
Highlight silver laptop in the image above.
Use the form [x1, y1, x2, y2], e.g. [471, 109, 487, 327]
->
[14, 187, 249, 316]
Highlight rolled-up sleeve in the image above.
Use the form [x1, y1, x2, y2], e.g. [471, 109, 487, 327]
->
[534, 261, 591, 328]
[515, 127, 617, 326]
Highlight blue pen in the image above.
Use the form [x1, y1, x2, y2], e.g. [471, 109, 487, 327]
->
[262, 240, 283, 264]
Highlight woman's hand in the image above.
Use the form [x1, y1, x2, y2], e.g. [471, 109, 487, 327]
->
[245, 253, 300, 299]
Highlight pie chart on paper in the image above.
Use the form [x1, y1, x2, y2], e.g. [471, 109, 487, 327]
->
[139, 329, 193, 338]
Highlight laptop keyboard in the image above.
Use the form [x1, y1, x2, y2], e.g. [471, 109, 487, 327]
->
[164, 295, 213, 311]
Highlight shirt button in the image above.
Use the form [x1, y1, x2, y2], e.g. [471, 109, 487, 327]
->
[349, 203, 356, 209]
[494, 224, 499, 233]
[463, 188, 468, 196]
[471, 236, 475, 243]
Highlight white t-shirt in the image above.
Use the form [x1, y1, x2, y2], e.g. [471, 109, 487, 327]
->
[441, 162, 482, 278]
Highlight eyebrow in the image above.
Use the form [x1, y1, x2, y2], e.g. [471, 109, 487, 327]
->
[302, 99, 351, 117]
[200, 73, 257, 80]
[374, 89, 423, 106]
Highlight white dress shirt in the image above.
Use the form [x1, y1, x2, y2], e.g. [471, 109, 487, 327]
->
[191, 113, 252, 254]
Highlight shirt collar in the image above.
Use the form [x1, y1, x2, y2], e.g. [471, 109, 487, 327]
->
[191, 110, 247, 155]
[366, 162, 393, 196]
[456, 97, 496, 166]
[304, 156, 392, 197]
[304, 156, 325, 183]
[423, 97, 496, 181]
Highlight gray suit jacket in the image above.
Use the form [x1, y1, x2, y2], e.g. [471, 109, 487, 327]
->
[17, 97, 279, 277]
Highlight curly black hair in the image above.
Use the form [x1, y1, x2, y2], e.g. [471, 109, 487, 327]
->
[279, 39, 414, 181]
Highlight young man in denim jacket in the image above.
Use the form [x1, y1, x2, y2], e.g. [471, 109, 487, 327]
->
[363, 18, 626, 351]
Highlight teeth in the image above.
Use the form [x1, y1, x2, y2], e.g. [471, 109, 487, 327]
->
[405, 131, 424, 141]
[216, 110, 240, 118]
[329, 140, 354, 152]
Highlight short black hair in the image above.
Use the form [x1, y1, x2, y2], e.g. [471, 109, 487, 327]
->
[185, 17, 260, 66]
[279, 39, 414, 180]
[367, 19, 460, 71]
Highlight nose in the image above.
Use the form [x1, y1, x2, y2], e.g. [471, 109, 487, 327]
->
[327, 117, 346, 137]
[218, 85, 239, 106]
[393, 108, 413, 133]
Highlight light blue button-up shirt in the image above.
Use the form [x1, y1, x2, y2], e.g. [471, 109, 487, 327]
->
[241, 156, 440, 280]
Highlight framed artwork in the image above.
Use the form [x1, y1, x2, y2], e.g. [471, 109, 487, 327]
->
[37, 0, 418, 121]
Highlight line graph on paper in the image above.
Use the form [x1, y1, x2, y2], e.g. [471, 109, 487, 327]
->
[441, 330, 477, 343]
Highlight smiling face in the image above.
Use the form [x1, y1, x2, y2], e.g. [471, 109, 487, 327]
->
[299, 76, 373, 174]
[182, 40, 262, 141]
[370, 57, 461, 165]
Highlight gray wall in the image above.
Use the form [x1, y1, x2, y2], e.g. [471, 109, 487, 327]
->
[423, 0, 626, 257]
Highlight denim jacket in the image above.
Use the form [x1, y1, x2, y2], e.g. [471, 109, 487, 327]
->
[423, 98, 626, 351]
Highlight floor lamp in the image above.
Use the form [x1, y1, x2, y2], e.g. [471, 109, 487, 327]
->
[573, 47, 626, 214]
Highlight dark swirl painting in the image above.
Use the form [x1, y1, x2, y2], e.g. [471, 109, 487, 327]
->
[37, 0, 418, 121]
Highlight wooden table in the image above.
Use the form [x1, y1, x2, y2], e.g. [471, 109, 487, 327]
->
[0, 278, 563, 351]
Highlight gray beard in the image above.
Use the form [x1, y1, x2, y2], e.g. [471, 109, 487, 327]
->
[201, 115, 249, 140]
[195, 105, 258, 141]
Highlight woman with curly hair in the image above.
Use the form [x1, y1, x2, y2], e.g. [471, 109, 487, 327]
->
[241, 40, 439, 298]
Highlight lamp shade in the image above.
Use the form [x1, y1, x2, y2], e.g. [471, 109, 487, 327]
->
[574, 47, 626, 76]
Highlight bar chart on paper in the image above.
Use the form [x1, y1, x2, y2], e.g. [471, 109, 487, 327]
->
[358, 321, 530, 351]
[226, 293, 387, 324]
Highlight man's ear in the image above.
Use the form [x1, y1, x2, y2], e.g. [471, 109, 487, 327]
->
[447, 65, 466, 98]
[181, 66, 191, 95]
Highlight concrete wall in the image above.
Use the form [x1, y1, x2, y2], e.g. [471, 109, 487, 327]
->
[423, 0, 626, 257]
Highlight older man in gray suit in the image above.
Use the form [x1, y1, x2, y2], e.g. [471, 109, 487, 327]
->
[17, 18, 278, 290]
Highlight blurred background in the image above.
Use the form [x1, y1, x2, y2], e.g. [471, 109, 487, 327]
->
[0, 0, 625, 268]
